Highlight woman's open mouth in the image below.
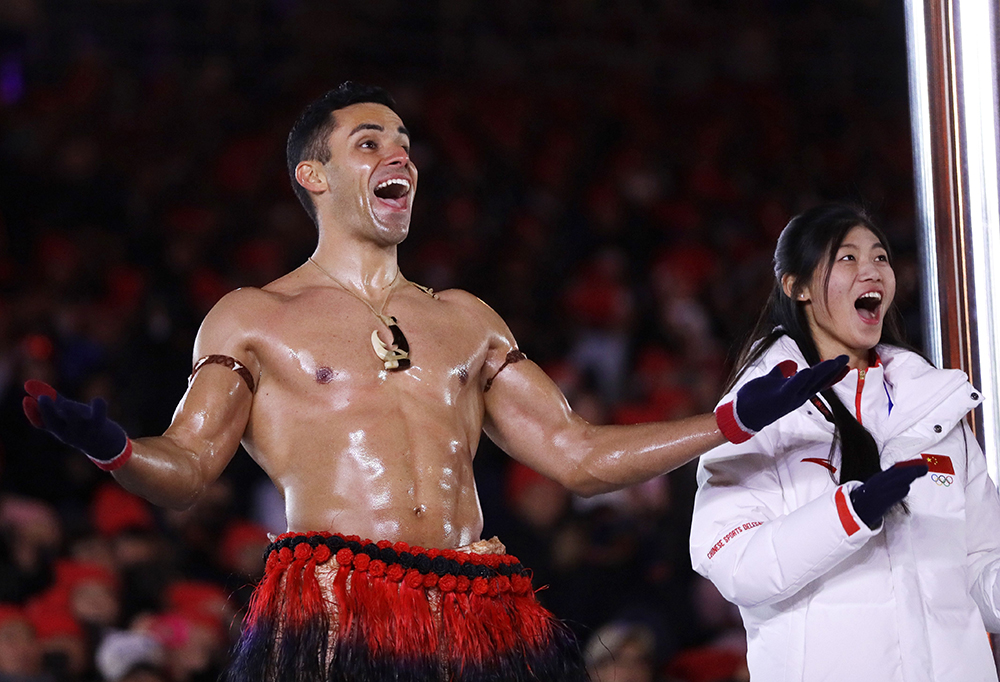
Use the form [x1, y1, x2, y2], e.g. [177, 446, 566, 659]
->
[854, 291, 882, 323]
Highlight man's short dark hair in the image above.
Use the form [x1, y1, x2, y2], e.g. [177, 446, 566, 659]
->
[286, 82, 397, 224]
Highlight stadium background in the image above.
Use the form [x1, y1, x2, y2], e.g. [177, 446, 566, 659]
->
[0, 2, 919, 680]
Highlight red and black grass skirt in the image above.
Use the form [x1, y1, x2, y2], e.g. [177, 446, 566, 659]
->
[224, 532, 589, 681]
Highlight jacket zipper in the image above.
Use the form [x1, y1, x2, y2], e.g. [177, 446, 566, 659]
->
[855, 368, 866, 424]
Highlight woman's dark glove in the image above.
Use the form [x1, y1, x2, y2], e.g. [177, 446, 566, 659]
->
[716, 355, 850, 443]
[849, 460, 929, 529]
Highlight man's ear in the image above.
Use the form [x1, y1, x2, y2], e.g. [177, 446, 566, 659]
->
[294, 160, 327, 195]
[782, 274, 810, 302]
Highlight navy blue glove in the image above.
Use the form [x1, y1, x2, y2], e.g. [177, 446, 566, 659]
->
[716, 355, 849, 443]
[23, 380, 132, 471]
[849, 460, 929, 529]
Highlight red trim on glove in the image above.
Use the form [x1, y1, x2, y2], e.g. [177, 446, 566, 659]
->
[776, 359, 797, 378]
[715, 400, 753, 444]
[89, 439, 133, 472]
[835, 487, 860, 536]
[22, 380, 57, 428]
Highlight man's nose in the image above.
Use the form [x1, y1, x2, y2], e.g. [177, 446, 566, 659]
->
[385, 145, 409, 165]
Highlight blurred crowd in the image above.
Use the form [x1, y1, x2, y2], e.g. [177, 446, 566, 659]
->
[0, 1, 919, 681]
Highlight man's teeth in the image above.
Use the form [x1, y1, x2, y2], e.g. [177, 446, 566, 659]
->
[376, 179, 410, 192]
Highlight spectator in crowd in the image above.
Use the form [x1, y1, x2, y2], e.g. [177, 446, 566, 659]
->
[584, 619, 660, 682]
[0, 604, 46, 682]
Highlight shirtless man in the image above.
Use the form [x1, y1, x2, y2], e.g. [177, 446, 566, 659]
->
[23, 83, 847, 681]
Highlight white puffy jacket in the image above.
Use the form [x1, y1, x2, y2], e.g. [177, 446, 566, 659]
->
[690, 335, 1000, 682]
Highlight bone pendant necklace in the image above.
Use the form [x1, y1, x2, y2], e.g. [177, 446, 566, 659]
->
[308, 257, 411, 371]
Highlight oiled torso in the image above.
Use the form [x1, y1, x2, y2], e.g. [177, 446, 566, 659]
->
[228, 276, 504, 549]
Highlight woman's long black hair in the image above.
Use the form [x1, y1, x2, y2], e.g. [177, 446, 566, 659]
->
[727, 204, 913, 484]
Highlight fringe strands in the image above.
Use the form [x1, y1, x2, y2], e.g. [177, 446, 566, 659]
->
[224, 533, 588, 682]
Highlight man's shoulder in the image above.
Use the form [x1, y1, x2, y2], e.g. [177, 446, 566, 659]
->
[429, 288, 519, 361]
[204, 286, 284, 324]
[194, 286, 285, 355]
[433, 288, 498, 318]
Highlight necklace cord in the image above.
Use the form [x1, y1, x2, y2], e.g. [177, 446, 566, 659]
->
[307, 257, 412, 371]
[307, 257, 401, 323]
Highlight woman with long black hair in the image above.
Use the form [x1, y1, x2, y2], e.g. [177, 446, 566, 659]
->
[690, 204, 1000, 681]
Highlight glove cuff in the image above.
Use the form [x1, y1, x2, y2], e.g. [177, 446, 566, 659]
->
[715, 397, 755, 444]
[87, 439, 133, 472]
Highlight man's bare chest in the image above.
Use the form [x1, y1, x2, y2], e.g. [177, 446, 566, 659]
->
[250, 294, 491, 396]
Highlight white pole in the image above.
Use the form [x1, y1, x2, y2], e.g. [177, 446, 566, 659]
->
[905, 0, 1000, 482]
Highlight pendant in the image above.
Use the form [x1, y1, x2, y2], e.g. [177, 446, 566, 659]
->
[371, 316, 411, 371]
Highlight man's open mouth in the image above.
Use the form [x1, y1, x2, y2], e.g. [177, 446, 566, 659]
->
[373, 178, 411, 200]
[854, 291, 882, 321]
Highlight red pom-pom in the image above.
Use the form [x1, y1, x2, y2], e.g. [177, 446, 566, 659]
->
[386, 564, 405, 582]
[369, 560, 386, 578]
[335, 548, 354, 566]
[376, 540, 392, 550]
[265, 551, 279, 572]
[313, 545, 331, 564]
[353, 554, 370, 571]
[456, 575, 470, 593]
[426, 549, 440, 559]
[454, 554, 468, 565]
[411, 546, 426, 555]
[423, 573, 439, 589]
[294, 543, 312, 560]
[441, 549, 458, 560]
[483, 555, 501, 569]
[277, 547, 294, 567]
[404, 569, 423, 589]
[393, 541, 410, 554]
[471, 577, 489, 595]
[511, 575, 531, 595]
[438, 575, 457, 592]
[345, 535, 361, 543]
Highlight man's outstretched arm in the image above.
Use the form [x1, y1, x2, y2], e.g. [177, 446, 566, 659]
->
[482, 351, 847, 497]
[118, 363, 254, 509]
[482, 358, 724, 496]
[23, 291, 259, 510]
[24, 367, 253, 510]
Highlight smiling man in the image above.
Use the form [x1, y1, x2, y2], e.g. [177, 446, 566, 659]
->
[23, 82, 849, 682]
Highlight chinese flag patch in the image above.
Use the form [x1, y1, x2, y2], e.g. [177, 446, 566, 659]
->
[921, 453, 955, 475]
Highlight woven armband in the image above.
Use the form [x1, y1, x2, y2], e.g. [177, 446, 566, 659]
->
[484, 349, 527, 393]
[190, 355, 256, 394]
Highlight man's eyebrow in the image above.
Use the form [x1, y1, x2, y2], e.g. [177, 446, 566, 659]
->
[348, 123, 411, 139]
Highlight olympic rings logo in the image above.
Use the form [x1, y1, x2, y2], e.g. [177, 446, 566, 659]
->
[931, 473, 954, 487]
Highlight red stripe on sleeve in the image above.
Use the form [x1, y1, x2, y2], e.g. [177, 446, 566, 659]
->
[835, 487, 860, 536]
